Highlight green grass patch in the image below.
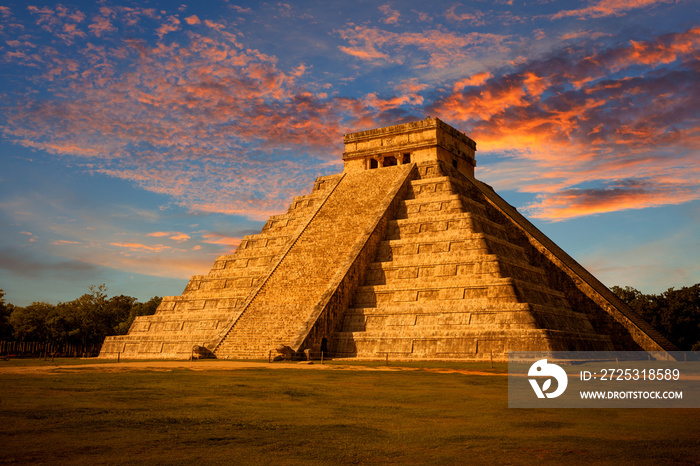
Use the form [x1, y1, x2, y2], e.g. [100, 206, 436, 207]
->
[0, 362, 698, 464]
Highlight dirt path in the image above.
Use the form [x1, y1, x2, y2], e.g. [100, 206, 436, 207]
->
[0, 359, 507, 377]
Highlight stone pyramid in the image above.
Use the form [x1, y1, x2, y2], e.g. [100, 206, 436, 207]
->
[99, 118, 674, 360]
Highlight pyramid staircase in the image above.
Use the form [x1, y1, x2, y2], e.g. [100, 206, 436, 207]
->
[212, 165, 414, 359]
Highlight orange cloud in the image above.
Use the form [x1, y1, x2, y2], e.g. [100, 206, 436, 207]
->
[201, 233, 242, 249]
[378, 5, 400, 25]
[169, 233, 191, 242]
[156, 15, 180, 38]
[429, 27, 700, 220]
[525, 180, 700, 221]
[52, 240, 81, 245]
[4, 8, 697, 226]
[453, 72, 492, 92]
[337, 26, 511, 69]
[444, 5, 485, 26]
[364, 92, 423, 112]
[552, 0, 675, 19]
[110, 242, 171, 253]
[184, 15, 200, 25]
[147, 231, 190, 242]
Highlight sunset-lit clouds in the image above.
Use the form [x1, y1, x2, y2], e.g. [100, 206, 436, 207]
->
[201, 233, 242, 248]
[6, 4, 696, 223]
[444, 5, 486, 26]
[525, 179, 699, 221]
[551, 0, 676, 19]
[110, 242, 170, 253]
[428, 26, 699, 220]
[337, 25, 511, 69]
[147, 231, 191, 242]
[378, 5, 400, 25]
[184, 15, 200, 25]
[0, 1, 698, 304]
[2, 6, 367, 218]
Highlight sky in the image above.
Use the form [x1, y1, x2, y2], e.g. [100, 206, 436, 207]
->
[0, 0, 698, 307]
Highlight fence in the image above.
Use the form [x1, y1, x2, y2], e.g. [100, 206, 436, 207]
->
[0, 341, 101, 358]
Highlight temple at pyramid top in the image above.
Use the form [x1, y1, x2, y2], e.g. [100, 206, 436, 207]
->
[342, 117, 477, 177]
[99, 117, 675, 361]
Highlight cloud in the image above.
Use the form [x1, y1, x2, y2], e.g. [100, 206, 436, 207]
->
[110, 242, 171, 252]
[52, 240, 82, 245]
[551, 0, 676, 19]
[444, 5, 486, 26]
[429, 27, 700, 220]
[169, 233, 191, 242]
[0, 248, 98, 278]
[3, 5, 698, 229]
[525, 179, 699, 221]
[201, 232, 242, 248]
[378, 5, 400, 25]
[156, 15, 180, 39]
[147, 231, 191, 242]
[88, 15, 116, 37]
[2, 15, 377, 220]
[336, 25, 511, 69]
[184, 15, 200, 25]
[453, 72, 493, 92]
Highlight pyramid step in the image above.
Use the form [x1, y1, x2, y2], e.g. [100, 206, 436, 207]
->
[100, 335, 219, 359]
[157, 297, 244, 313]
[364, 255, 548, 285]
[375, 232, 527, 262]
[331, 327, 614, 357]
[388, 211, 505, 232]
[352, 280, 522, 307]
[201, 267, 269, 279]
[352, 276, 570, 308]
[367, 252, 546, 274]
[388, 212, 507, 241]
[408, 175, 461, 189]
[340, 303, 595, 333]
[356, 276, 520, 293]
[211, 254, 278, 269]
[129, 319, 230, 335]
[237, 233, 292, 251]
[184, 275, 263, 292]
[345, 302, 532, 315]
[398, 190, 489, 219]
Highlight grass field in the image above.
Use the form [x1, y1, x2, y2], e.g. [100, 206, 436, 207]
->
[1, 359, 698, 465]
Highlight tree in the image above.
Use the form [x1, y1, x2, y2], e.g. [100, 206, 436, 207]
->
[613, 284, 700, 351]
[2, 286, 163, 354]
[0, 290, 15, 341]
[59, 284, 110, 352]
[9, 302, 55, 342]
[115, 296, 161, 335]
[659, 285, 700, 350]
[105, 294, 137, 334]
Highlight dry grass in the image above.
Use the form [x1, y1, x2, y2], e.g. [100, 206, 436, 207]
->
[0, 359, 698, 465]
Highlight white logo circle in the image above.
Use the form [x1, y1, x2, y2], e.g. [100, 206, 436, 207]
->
[528, 359, 568, 398]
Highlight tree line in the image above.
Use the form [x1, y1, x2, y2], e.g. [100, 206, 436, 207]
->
[611, 284, 700, 351]
[0, 285, 160, 356]
[0, 283, 697, 356]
